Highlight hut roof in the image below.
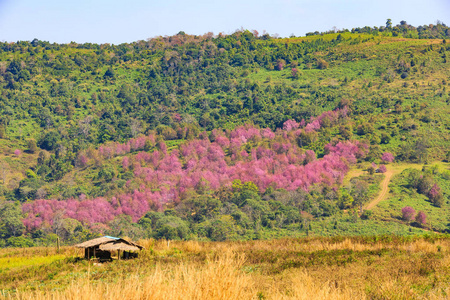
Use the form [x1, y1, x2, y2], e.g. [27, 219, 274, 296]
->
[75, 236, 119, 248]
[75, 236, 144, 250]
[100, 242, 141, 252]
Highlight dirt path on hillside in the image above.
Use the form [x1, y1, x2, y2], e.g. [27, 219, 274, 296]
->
[351, 162, 448, 211]
[365, 170, 394, 210]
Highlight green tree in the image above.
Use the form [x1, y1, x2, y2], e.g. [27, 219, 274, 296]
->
[0, 202, 25, 239]
[386, 19, 392, 29]
[351, 180, 369, 214]
[103, 67, 115, 79]
[155, 216, 190, 240]
[39, 131, 61, 151]
[208, 215, 237, 241]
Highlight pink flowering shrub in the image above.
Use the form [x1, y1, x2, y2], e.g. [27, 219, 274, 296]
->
[415, 211, 427, 225]
[401, 206, 415, 221]
[381, 152, 394, 163]
[378, 165, 387, 173]
[14, 149, 21, 156]
[427, 183, 444, 207]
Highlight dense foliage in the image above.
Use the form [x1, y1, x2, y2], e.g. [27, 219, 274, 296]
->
[1, 21, 450, 245]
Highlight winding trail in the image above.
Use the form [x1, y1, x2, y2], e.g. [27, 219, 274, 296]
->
[365, 170, 394, 210]
[363, 163, 432, 210]
[347, 162, 448, 211]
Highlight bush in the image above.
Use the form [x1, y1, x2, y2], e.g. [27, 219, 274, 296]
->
[428, 184, 444, 207]
[27, 139, 38, 153]
[415, 211, 427, 225]
[378, 165, 387, 173]
[401, 206, 415, 221]
[316, 58, 329, 69]
[360, 210, 373, 220]
[381, 152, 394, 163]
[6, 236, 35, 247]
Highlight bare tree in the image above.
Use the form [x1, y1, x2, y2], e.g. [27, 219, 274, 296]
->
[129, 118, 142, 138]
[36, 188, 47, 199]
[78, 115, 94, 139]
[0, 160, 9, 185]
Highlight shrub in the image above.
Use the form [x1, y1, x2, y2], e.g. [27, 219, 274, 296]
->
[428, 184, 444, 207]
[291, 68, 300, 79]
[378, 165, 387, 173]
[360, 210, 373, 220]
[27, 139, 38, 153]
[317, 58, 329, 69]
[415, 211, 427, 225]
[401, 206, 415, 221]
[381, 152, 394, 163]
[6, 236, 35, 247]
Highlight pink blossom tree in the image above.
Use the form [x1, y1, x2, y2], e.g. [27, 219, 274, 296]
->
[381, 152, 394, 163]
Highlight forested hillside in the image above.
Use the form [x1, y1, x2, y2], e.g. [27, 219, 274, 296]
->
[1, 21, 450, 246]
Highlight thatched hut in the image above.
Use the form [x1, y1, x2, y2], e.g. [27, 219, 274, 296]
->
[75, 236, 144, 260]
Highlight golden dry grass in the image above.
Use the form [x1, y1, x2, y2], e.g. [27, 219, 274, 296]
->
[2, 237, 450, 300]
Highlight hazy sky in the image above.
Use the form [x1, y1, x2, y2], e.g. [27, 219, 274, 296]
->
[0, 0, 449, 44]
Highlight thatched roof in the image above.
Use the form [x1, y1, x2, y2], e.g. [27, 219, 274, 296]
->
[100, 242, 141, 252]
[75, 236, 144, 251]
[75, 236, 119, 248]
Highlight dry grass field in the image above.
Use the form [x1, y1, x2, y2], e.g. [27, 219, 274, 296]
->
[1, 236, 450, 299]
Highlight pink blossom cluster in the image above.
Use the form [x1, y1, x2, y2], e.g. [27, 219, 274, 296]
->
[324, 140, 369, 164]
[22, 122, 367, 231]
[97, 134, 156, 159]
[303, 107, 348, 132]
[22, 190, 153, 231]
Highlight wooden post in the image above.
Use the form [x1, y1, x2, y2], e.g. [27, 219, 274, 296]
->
[57, 237, 60, 253]
[118, 250, 120, 260]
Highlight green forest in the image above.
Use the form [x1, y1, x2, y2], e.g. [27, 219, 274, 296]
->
[1, 20, 450, 247]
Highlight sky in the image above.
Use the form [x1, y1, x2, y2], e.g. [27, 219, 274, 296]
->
[0, 0, 449, 44]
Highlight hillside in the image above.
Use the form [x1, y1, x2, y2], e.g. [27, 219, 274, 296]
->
[1, 22, 450, 246]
